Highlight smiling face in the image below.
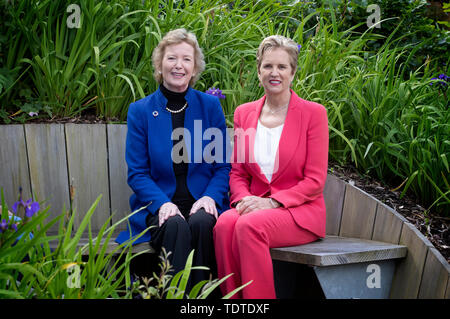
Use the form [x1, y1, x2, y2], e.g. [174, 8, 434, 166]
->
[161, 41, 195, 92]
[258, 48, 295, 97]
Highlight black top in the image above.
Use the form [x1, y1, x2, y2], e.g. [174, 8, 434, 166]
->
[160, 84, 195, 215]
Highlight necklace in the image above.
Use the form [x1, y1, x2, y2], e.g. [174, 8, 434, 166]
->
[265, 101, 289, 114]
[166, 102, 188, 113]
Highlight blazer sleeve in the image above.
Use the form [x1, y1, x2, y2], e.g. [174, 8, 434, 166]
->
[270, 104, 329, 208]
[229, 106, 253, 206]
[126, 103, 171, 214]
[201, 98, 231, 207]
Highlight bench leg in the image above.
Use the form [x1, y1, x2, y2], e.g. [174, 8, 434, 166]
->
[313, 260, 397, 299]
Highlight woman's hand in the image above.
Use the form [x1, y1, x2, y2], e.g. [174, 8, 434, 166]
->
[235, 196, 281, 215]
[158, 202, 184, 227]
[190, 196, 218, 219]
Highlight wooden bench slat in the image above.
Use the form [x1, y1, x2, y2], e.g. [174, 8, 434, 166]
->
[372, 203, 407, 244]
[0, 125, 32, 211]
[390, 222, 434, 298]
[65, 124, 111, 232]
[107, 124, 132, 232]
[270, 236, 407, 267]
[25, 124, 70, 232]
[324, 174, 346, 236]
[418, 247, 450, 299]
[339, 184, 377, 239]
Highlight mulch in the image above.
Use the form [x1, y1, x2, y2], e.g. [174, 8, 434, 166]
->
[329, 160, 449, 263]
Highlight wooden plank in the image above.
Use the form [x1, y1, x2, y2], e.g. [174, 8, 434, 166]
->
[107, 124, 132, 231]
[418, 247, 450, 299]
[270, 236, 407, 267]
[372, 203, 407, 244]
[25, 124, 70, 231]
[446, 276, 450, 299]
[0, 125, 32, 216]
[65, 124, 111, 232]
[323, 174, 346, 236]
[339, 183, 377, 239]
[390, 222, 434, 299]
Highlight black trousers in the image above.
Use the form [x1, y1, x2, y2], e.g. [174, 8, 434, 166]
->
[146, 207, 217, 289]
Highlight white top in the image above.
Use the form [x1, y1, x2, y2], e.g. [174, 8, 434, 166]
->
[254, 120, 284, 183]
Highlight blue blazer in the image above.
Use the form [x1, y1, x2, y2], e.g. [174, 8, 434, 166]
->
[116, 87, 231, 245]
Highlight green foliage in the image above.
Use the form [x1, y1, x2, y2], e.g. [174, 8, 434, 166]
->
[0, 189, 249, 299]
[130, 248, 251, 299]
[331, 0, 449, 72]
[0, 1, 448, 215]
[0, 191, 150, 299]
[292, 11, 449, 216]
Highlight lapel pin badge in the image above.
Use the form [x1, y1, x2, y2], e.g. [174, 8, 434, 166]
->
[153, 110, 159, 117]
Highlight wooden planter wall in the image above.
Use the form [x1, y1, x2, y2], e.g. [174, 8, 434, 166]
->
[0, 123, 449, 299]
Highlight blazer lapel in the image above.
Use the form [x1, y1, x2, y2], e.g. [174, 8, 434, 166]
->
[242, 96, 268, 183]
[270, 90, 302, 184]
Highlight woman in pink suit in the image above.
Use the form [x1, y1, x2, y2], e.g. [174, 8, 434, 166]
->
[213, 35, 329, 299]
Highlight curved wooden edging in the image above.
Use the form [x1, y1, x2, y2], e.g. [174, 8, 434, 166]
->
[0, 124, 448, 298]
[323, 174, 450, 299]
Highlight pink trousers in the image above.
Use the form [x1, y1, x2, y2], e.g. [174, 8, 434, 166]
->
[213, 208, 319, 299]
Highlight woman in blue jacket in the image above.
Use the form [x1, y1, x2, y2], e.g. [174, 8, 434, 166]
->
[116, 29, 231, 285]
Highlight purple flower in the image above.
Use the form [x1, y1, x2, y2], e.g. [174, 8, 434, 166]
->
[297, 44, 302, 52]
[205, 87, 226, 99]
[0, 219, 7, 233]
[12, 199, 40, 218]
[430, 73, 449, 88]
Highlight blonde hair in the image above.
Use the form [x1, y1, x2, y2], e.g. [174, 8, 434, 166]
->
[151, 28, 205, 86]
[256, 35, 298, 74]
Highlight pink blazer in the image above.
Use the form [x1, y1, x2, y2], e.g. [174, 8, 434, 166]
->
[230, 90, 329, 238]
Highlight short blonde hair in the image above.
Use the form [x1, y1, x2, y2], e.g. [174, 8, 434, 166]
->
[152, 28, 205, 86]
[256, 35, 298, 75]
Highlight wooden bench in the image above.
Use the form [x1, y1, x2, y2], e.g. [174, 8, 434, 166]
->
[48, 174, 407, 299]
[271, 236, 406, 299]
[3, 123, 449, 299]
[268, 175, 409, 299]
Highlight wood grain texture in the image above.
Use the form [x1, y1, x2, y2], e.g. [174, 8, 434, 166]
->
[446, 276, 450, 299]
[0, 125, 32, 215]
[324, 174, 346, 236]
[390, 222, 434, 299]
[107, 124, 132, 231]
[65, 124, 111, 232]
[270, 236, 407, 267]
[372, 203, 407, 244]
[339, 183, 377, 239]
[418, 247, 450, 299]
[25, 124, 70, 229]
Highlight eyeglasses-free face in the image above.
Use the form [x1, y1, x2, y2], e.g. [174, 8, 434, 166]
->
[161, 41, 196, 93]
[258, 48, 295, 97]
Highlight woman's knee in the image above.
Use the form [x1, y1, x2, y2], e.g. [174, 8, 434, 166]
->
[234, 213, 267, 242]
[213, 209, 239, 234]
[164, 215, 190, 234]
[188, 208, 215, 232]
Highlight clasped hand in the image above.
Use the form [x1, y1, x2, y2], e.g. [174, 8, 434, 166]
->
[235, 196, 280, 215]
[158, 196, 217, 227]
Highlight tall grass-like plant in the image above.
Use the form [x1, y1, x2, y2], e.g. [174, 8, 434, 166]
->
[0, 1, 448, 214]
[0, 190, 150, 299]
[291, 4, 449, 215]
[130, 248, 251, 299]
